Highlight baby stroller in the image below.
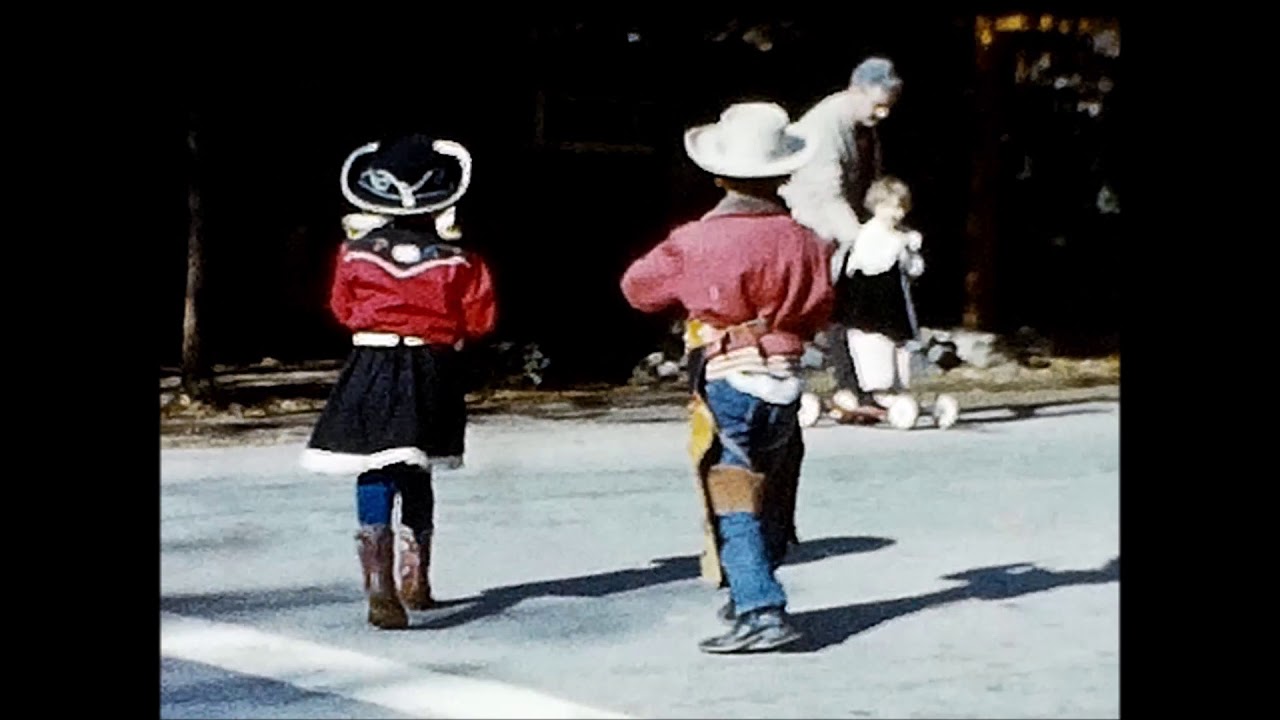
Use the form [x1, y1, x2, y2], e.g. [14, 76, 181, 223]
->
[799, 268, 960, 430]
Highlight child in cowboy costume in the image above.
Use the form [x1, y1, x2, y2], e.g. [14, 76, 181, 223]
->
[621, 103, 834, 653]
[301, 134, 497, 630]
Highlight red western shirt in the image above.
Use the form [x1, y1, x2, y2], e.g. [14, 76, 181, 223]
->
[621, 194, 834, 360]
[328, 238, 497, 345]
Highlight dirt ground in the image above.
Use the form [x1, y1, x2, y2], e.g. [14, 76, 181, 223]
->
[159, 355, 1119, 450]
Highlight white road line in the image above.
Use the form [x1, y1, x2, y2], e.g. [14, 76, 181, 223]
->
[160, 613, 632, 719]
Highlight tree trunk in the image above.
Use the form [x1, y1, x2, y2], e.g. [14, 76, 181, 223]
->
[182, 117, 213, 400]
[963, 16, 1002, 331]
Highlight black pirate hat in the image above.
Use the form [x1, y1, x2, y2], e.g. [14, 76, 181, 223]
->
[340, 134, 472, 215]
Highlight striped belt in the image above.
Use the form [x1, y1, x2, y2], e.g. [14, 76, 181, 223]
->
[352, 332, 427, 347]
[686, 318, 769, 359]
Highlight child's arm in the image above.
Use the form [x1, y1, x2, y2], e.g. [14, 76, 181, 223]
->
[899, 228, 925, 279]
[328, 245, 356, 327]
[776, 236, 837, 340]
[460, 255, 498, 341]
[903, 229, 922, 252]
[620, 239, 684, 313]
[903, 253, 925, 279]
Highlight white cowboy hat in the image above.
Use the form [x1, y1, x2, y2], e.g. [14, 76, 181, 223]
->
[683, 102, 814, 179]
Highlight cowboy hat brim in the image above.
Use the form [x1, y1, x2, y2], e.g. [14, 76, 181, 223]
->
[683, 124, 816, 179]
[340, 140, 473, 215]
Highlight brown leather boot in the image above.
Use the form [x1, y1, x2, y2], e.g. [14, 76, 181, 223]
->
[395, 526, 435, 610]
[356, 525, 408, 629]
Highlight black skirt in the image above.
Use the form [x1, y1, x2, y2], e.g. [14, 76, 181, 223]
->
[300, 344, 467, 475]
[831, 267, 916, 343]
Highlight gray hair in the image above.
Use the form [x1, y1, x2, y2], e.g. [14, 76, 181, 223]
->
[850, 56, 902, 94]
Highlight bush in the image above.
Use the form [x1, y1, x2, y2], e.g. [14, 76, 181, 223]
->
[465, 340, 553, 390]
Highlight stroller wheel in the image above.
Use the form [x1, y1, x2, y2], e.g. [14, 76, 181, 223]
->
[934, 394, 960, 429]
[830, 389, 861, 414]
[887, 396, 920, 430]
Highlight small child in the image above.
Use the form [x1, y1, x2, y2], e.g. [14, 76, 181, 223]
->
[799, 176, 958, 430]
[621, 102, 834, 654]
[300, 134, 498, 629]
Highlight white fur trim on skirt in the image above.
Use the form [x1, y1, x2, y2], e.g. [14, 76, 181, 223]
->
[299, 447, 464, 475]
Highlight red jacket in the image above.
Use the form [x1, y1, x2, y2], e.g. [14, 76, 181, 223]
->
[328, 236, 497, 345]
[620, 194, 834, 359]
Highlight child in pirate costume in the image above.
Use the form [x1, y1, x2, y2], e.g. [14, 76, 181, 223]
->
[621, 103, 834, 653]
[300, 134, 497, 630]
[807, 176, 960, 429]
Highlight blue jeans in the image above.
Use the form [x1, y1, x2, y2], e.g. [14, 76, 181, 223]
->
[356, 463, 434, 538]
[703, 379, 800, 615]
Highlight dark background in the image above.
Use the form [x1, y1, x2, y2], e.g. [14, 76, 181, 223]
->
[166, 10, 1121, 387]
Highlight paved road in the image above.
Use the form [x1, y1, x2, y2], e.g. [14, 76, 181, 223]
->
[161, 399, 1120, 718]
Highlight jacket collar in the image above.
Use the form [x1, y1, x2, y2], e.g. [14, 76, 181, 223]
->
[701, 191, 788, 220]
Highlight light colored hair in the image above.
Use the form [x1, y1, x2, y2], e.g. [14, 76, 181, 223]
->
[851, 57, 903, 96]
[864, 176, 911, 213]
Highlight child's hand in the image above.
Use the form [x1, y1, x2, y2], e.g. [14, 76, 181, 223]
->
[904, 230, 923, 252]
[902, 250, 925, 278]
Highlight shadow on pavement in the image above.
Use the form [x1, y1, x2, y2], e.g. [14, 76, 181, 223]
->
[159, 536, 895, 630]
[416, 535, 896, 630]
[780, 556, 1119, 653]
[953, 398, 1115, 427]
[161, 585, 362, 617]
